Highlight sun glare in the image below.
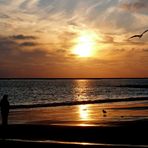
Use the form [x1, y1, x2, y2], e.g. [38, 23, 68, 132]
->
[72, 31, 97, 57]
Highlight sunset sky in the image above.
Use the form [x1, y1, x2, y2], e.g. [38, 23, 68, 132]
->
[0, 0, 148, 78]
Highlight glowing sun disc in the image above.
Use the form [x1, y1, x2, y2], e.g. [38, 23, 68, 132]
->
[74, 42, 92, 57]
[72, 32, 96, 57]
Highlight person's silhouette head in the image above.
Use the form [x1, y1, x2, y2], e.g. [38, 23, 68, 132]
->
[3, 95, 8, 100]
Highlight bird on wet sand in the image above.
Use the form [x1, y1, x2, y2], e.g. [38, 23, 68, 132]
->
[128, 29, 148, 40]
[102, 109, 107, 114]
[102, 109, 107, 117]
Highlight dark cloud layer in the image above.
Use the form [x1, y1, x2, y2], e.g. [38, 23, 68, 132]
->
[0, 36, 40, 57]
[0, 35, 76, 77]
[0, 37, 17, 53]
[10, 34, 37, 40]
[19, 42, 38, 47]
[0, 13, 10, 19]
[0, 35, 48, 77]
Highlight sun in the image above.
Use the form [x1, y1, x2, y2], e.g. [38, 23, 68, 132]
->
[72, 31, 97, 57]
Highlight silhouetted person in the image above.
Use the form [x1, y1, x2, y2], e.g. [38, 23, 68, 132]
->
[0, 95, 10, 126]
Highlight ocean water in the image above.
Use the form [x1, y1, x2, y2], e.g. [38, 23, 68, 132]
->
[0, 79, 148, 106]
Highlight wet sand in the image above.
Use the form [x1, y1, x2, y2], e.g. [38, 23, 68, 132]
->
[8, 100, 148, 125]
[0, 101, 148, 147]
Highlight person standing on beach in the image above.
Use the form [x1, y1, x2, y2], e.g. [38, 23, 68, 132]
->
[0, 95, 10, 126]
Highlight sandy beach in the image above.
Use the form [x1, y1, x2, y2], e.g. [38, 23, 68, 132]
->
[0, 101, 148, 147]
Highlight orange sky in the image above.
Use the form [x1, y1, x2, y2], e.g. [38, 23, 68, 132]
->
[0, 0, 148, 78]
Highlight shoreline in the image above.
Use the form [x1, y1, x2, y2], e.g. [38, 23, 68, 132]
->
[6, 99, 148, 125]
[10, 97, 148, 109]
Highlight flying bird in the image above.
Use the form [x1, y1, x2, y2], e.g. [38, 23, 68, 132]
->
[128, 29, 148, 40]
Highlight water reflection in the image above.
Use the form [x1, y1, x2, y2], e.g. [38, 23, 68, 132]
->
[71, 80, 148, 124]
[79, 105, 90, 120]
[72, 80, 93, 121]
[73, 79, 91, 101]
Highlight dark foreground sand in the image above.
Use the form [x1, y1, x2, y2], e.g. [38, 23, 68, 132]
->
[0, 101, 148, 147]
[0, 119, 148, 147]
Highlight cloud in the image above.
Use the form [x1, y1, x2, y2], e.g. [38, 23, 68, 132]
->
[101, 35, 115, 43]
[19, 0, 38, 10]
[10, 34, 37, 40]
[0, 48, 49, 78]
[56, 49, 66, 53]
[86, 1, 104, 15]
[0, 36, 17, 53]
[0, 13, 10, 19]
[0, 34, 73, 66]
[120, 0, 148, 12]
[19, 42, 38, 47]
[0, 35, 41, 56]
[143, 49, 148, 52]
[0, 0, 148, 78]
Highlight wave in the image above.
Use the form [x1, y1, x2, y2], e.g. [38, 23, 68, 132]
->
[10, 97, 148, 109]
[116, 85, 148, 88]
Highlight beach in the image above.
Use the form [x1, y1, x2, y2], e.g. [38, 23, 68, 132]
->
[0, 0, 148, 146]
[0, 100, 148, 147]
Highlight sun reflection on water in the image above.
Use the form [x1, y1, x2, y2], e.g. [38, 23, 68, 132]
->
[73, 79, 91, 101]
[79, 105, 89, 120]
[72, 80, 93, 121]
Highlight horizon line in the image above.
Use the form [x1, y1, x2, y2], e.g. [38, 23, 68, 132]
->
[0, 77, 148, 79]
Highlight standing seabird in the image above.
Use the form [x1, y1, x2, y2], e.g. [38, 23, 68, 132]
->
[102, 109, 107, 114]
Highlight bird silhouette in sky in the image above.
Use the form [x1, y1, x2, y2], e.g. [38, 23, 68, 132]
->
[128, 29, 148, 40]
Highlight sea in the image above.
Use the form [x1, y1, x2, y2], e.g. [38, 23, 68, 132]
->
[0, 78, 148, 106]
